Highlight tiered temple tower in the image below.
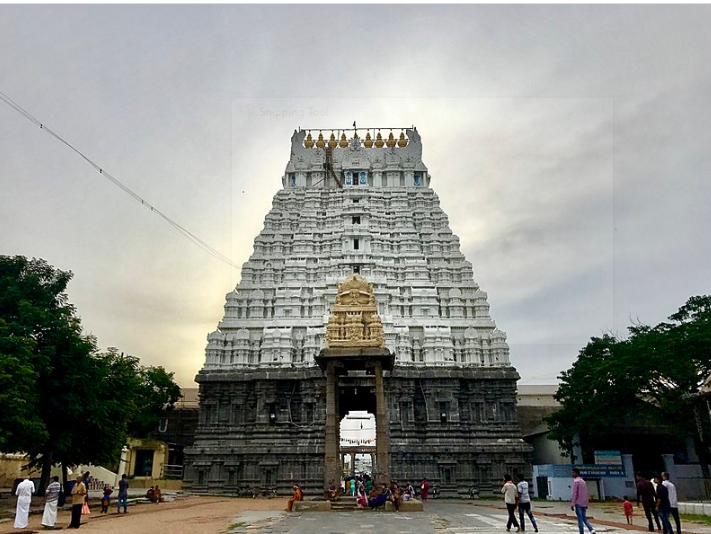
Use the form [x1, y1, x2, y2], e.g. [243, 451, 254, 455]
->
[184, 127, 530, 496]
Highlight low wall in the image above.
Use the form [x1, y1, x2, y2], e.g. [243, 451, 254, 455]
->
[125, 478, 183, 490]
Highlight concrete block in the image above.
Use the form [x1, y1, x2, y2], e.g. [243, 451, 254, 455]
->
[385, 500, 423, 512]
[293, 500, 331, 512]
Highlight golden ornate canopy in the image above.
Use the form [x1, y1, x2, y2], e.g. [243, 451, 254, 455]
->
[325, 274, 385, 348]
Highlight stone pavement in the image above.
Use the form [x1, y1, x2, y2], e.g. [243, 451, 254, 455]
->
[227, 500, 711, 534]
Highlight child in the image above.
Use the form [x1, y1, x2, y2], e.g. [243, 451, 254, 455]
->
[623, 495, 633, 525]
[101, 485, 113, 514]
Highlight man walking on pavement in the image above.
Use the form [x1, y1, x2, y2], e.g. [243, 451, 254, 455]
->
[662, 472, 682, 534]
[502, 474, 520, 532]
[636, 472, 662, 532]
[653, 474, 673, 534]
[517, 473, 538, 532]
[571, 468, 596, 534]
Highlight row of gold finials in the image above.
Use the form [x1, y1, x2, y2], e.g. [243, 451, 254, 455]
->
[304, 130, 409, 149]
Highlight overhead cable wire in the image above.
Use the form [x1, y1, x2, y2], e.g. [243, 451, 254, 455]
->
[0, 90, 240, 270]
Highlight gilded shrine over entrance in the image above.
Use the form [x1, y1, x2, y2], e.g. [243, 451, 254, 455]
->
[185, 126, 530, 497]
[318, 274, 393, 487]
[326, 274, 384, 349]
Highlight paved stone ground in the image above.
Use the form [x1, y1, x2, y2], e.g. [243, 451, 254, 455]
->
[2, 497, 710, 534]
[228, 501, 711, 534]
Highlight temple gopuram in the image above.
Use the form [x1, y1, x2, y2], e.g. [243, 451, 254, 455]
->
[184, 127, 530, 496]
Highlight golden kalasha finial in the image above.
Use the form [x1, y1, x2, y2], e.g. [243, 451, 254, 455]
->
[364, 132, 373, 148]
[304, 132, 314, 148]
[328, 133, 337, 148]
[339, 133, 348, 148]
[386, 132, 396, 148]
[397, 132, 408, 148]
[316, 132, 325, 148]
[375, 132, 384, 148]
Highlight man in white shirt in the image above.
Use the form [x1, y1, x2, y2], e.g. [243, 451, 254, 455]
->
[517, 474, 539, 532]
[502, 474, 521, 532]
[661, 472, 681, 534]
[14, 477, 36, 529]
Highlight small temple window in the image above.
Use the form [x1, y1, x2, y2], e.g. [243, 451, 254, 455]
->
[352, 198, 360, 204]
[352, 265, 361, 274]
[354, 239, 360, 250]
[352, 216, 361, 225]
[289, 174, 296, 187]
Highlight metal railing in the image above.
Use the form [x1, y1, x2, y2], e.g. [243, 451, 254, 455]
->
[161, 464, 184, 480]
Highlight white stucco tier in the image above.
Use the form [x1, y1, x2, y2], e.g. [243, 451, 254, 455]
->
[204, 127, 509, 370]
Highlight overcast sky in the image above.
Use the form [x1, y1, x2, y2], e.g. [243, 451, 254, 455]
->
[1, 5, 710, 387]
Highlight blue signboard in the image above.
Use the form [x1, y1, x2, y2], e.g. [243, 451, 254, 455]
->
[537, 464, 626, 478]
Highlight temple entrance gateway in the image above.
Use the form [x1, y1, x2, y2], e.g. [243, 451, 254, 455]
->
[184, 127, 532, 497]
[316, 274, 394, 488]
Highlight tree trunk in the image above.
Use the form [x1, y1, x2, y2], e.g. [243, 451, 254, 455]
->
[37, 451, 53, 495]
[61, 463, 68, 492]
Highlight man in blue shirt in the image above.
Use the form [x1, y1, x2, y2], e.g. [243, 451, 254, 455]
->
[117, 474, 129, 513]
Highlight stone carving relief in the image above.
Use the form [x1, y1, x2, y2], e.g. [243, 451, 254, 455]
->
[325, 274, 385, 348]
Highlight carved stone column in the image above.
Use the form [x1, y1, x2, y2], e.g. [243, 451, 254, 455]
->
[374, 360, 390, 485]
[324, 360, 340, 489]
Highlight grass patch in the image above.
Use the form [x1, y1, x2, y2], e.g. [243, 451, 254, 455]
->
[226, 521, 247, 531]
[680, 513, 711, 526]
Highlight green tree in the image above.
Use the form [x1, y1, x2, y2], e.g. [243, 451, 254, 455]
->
[547, 295, 711, 467]
[0, 256, 181, 492]
[128, 364, 182, 438]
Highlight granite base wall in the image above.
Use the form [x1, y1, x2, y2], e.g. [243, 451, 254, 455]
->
[183, 366, 531, 496]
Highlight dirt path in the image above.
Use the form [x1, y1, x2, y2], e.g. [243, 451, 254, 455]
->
[0, 496, 287, 534]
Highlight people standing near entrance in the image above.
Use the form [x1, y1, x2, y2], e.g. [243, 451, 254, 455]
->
[502, 474, 520, 532]
[14, 476, 35, 529]
[517, 473, 538, 532]
[653, 475, 674, 534]
[42, 475, 62, 529]
[661, 472, 681, 534]
[420, 477, 430, 503]
[571, 468, 596, 534]
[69, 474, 87, 528]
[636, 472, 662, 532]
[117, 473, 129, 513]
[623, 496, 634, 525]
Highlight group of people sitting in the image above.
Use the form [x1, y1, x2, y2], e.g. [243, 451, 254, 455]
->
[359, 480, 415, 511]
[287, 478, 423, 512]
[145, 485, 164, 503]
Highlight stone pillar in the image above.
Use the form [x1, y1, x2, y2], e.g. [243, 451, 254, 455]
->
[373, 361, 390, 485]
[324, 361, 340, 489]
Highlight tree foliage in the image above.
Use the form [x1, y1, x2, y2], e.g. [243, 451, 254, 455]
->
[547, 295, 711, 461]
[0, 256, 181, 489]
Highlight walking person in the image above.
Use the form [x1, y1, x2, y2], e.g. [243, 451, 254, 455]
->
[571, 468, 596, 534]
[69, 475, 87, 528]
[623, 495, 634, 525]
[420, 477, 430, 503]
[116, 473, 129, 513]
[42, 475, 62, 529]
[661, 472, 682, 534]
[636, 473, 662, 532]
[653, 475, 674, 534]
[517, 473, 538, 532]
[100, 484, 113, 513]
[502, 474, 520, 532]
[14, 476, 35, 529]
